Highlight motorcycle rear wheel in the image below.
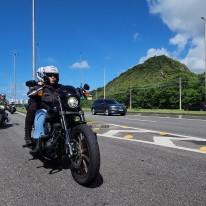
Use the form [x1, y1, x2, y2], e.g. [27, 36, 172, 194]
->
[10, 108, 16, 114]
[70, 124, 100, 186]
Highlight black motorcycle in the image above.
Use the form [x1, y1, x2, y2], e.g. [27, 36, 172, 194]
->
[9, 105, 16, 114]
[0, 104, 9, 127]
[25, 80, 100, 186]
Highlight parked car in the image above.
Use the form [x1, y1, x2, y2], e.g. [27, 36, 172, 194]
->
[91, 98, 127, 116]
[184, 102, 206, 111]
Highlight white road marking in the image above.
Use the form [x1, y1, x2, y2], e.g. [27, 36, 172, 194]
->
[108, 123, 204, 139]
[153, 136, 176, 147]
[124, 117, 156, 122]
[98, 125, 206, 154]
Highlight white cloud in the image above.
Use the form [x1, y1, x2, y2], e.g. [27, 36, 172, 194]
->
[180, 37, 205, 73]
[133, 32, 139, 41]
[70, 60, 90, 69]
[144, 0, 206, 73]
[139, 48, 170, 64]
[169, 33, 190, 52]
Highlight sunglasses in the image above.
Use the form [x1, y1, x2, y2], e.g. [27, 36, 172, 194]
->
[46, 73, 58, 78]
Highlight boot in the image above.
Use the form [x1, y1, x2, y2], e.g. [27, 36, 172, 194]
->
[24, 129, 33, 147]
[29, 139, 40, 155]
[24, 117, 34, 147]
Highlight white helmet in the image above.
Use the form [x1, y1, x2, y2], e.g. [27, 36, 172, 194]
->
[0, 93, 6, 99]
[37, 66, 59, 83]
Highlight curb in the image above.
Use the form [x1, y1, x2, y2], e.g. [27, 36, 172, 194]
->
[88, 122, 110, 128]
[127, 112, 206, 120]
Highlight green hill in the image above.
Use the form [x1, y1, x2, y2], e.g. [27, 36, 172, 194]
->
[103, 55, 197, 92]
[87, 55, 204, 109]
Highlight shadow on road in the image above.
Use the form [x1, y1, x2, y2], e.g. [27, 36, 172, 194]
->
[29, 154, 104, 188]
[0, 123, 19, 129]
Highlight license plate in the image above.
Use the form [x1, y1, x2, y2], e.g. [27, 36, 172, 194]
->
[119, 109, 123, 111]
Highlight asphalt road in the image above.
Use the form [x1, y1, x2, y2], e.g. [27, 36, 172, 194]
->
[85, 111, 206, 138]
[0, 112, 206, 206]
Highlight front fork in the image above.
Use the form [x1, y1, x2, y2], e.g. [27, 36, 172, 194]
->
[58, 97, 80, 158]
[64, 128, 76, 158]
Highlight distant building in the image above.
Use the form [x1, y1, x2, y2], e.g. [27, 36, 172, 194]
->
[8, 99, 28, 105]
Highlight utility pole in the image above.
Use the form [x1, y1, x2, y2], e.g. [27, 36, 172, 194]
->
[80, 51, 82, 88]
[179, 77, 182, 110]
[130, 86, 132, 109]
[13, 53, 19, 104]
[201, 17, 206, 102]
[32, 0, 36, 80]
[104, 66, 106, 99]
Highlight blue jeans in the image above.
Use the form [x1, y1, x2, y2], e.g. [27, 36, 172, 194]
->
[33, 109, 47, 139]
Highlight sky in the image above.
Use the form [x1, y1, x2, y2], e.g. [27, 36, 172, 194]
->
[0, 0, 206, 101]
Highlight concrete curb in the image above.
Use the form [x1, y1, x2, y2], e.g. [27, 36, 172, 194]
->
[127, 112, 206, 120]
[88, 122, 110, 128]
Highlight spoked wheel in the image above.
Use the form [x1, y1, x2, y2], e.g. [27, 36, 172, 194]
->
[70, 124, 100, 186]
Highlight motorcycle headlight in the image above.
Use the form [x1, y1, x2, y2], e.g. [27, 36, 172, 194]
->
[0, 105, 5, 110]
[67, 97, 79, 109]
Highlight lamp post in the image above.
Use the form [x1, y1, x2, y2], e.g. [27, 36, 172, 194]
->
[13, 53, 19, 104]
[104, 66, 106, 99]
[201, 17, 206, 102]
[32, 0, 36, 80]
[80, 51, 82, 88]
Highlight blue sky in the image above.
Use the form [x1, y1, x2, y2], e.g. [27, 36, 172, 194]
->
[0, 0, 206, 100]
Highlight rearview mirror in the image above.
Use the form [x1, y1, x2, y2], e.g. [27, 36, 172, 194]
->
[83, 84, 90, 90]
[25, 80, 37, 87]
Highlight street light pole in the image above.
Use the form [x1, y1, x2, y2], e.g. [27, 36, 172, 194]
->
[201, 17, 206, 102]
[104, 66, 106, 99]
[32, 0, 36, 80]
[80, 51, 82, 88]
[13, 53, 19, 104]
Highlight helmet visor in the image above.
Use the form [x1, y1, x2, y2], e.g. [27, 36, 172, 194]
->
[46, 73, 58, 78]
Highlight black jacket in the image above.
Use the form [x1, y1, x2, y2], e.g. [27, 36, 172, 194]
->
[27, 85, 42, 111]
[41, 84, 62, 109]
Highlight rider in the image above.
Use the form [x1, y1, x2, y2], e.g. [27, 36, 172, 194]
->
[0, 93, 8, 105]
[0, 93, 9, 122]
[30, 66, 62, 153]
[24, 68, 44, 146]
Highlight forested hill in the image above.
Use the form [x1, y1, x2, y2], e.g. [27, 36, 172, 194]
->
[96, 55, 197, 92]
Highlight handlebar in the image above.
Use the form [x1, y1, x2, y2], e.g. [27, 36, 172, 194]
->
[27, 85, 45, 97]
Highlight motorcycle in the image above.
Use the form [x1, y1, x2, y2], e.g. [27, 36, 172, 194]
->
[9, 104, 16, 114]
[0, 104, 9, 127]
[25, 80, 100, 186]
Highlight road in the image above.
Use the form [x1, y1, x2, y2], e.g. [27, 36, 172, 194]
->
[0, 111, 206, 206]
[85, 111, 206, 138]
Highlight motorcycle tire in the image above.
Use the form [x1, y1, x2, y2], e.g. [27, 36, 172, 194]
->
[70, 124, 100, 186]
[10, 108, 16, 114]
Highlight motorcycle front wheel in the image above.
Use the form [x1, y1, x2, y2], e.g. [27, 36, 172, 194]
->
[70, 124, 100, 186]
